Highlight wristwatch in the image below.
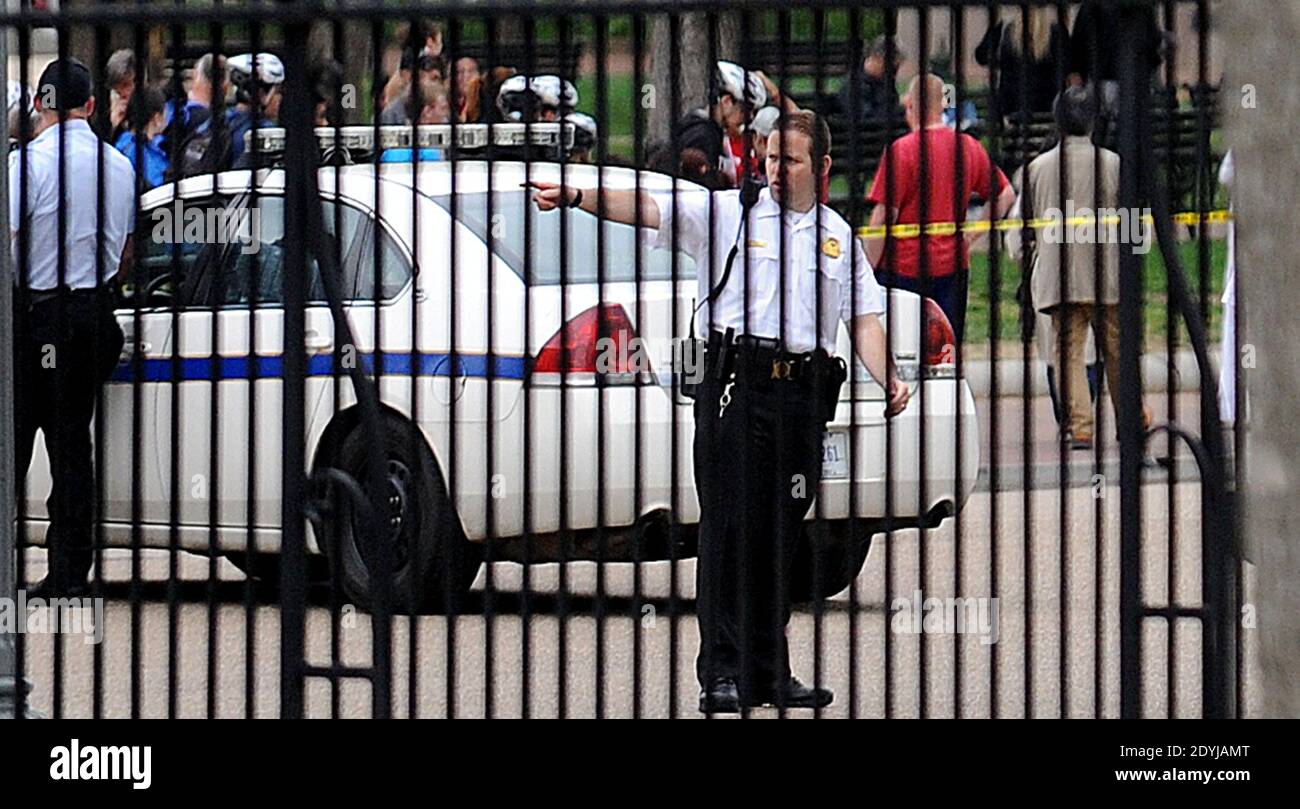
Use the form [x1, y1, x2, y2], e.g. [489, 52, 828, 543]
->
[568, 188, 584, 209]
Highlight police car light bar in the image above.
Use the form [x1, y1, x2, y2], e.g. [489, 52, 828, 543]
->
[247, 122, 575, 158]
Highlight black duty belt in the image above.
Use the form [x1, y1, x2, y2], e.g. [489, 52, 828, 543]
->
[707, 329, 822, 382]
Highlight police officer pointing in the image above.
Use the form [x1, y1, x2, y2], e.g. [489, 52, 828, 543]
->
[10, 58, 136, 597]
[532, 106, 908, 713]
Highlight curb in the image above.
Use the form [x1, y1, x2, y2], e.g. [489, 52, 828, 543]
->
[960, 349, 1215, 397]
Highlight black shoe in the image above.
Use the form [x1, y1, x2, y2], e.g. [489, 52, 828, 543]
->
[698, 677, 740, 714]
[25, 577, 92, 600]
[745, 677, 834, 710]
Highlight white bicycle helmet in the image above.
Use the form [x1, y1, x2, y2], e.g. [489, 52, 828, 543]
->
[228, 52, 285, 89]
[713, 60, 766, 108]
[750, 105, 780, 139]
[496, 74, 579, 121]
[565, 111, 597, 153]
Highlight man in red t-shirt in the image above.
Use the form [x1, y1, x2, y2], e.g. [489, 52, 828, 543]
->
[865, 73, 1016, 341]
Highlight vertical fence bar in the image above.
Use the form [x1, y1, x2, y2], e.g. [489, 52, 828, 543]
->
[1013, 0, 1033, 720]
[247, 17, 267, 720]
[811, 3, 827, 720]
[14, 16, 31, 721]
[325, 14, 347, 721]
[0, 2, 23, 722]
[775, 3, 789, 722]
[981, 0, 1000, 721]
[845, 3, 862, 721]
[404, 10, 425, 718]
[443, 9, 458, 722]
[1161, 0, 1179, 719]
[1051, 0, 1071, 721]
[556, 11, 571, 720]
[206, 16, 227, 722]
[278, 6, 313, 721]
[881, 4, 898, 720]
[369, 10, 394, 721]
[89, 17, 108, 722]
[949, 0, 966, 719]
[1087, 0, 1105, 719]
[1219, 0, 1247, 717]
[124, 14, 143, 721]
[363, 11, 384, 720]
[50, 21, 67, 721]
[662, 7, 678, 721]
[1116, 5, 1147, 720]
[915, 2, 930, 720]
[630, 9, 645, 719]
[483, 11, 499, 720]
[163, 12, 183, 722]
[519, 10, 533, 720]
[1193, 0, 1231, 722]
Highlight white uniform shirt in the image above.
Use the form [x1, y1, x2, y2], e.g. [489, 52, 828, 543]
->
[8, 118, 136, 290]
[646, 185, 884, 354]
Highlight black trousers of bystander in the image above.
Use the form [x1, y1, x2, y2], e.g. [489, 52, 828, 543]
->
[12, 289, 124, 586]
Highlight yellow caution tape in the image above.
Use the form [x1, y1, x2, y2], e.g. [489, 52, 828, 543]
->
[854, 209, 1233, 240]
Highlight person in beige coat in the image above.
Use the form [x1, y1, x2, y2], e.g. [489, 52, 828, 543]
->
[1006, 85, 1150, 448]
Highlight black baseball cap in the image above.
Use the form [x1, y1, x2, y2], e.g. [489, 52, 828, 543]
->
[36, 58, 93, 111]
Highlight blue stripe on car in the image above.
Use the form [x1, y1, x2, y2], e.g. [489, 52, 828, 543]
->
[109, 352, 528, 383]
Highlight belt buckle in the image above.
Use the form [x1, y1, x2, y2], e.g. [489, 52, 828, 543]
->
[770, 358, 793, 380]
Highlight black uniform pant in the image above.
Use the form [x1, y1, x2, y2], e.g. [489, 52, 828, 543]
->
[693, 354, 829, 696]
[13, 291, 124, 584]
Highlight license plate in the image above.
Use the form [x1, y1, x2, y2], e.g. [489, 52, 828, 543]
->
[822, 431, 849, 480]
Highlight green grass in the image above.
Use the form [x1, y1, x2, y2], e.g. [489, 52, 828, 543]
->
[574, 73, 638, 161]
[964, 238, 1228, 351]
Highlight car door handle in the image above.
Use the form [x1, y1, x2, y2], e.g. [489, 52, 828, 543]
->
[304, 329, 332, 350]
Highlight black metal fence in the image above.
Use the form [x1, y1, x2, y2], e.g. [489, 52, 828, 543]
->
[0, 0, 1245, 718]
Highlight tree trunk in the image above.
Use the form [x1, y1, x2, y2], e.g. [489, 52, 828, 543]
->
[647, 11, 741, 145]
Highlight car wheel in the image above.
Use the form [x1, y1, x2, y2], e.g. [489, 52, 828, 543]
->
[321, 414, 481, 615]
[788, 520, 875, 604]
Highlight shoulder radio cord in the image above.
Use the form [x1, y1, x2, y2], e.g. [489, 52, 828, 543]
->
[688, 171, 764, 340]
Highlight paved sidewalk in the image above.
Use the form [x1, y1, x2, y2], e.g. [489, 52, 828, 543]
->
[973, 390, 1217, 491]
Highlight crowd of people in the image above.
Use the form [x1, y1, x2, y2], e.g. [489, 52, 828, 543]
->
[4, 19, 601, 189]
[3, 4, 1187, 452]
[5, 48, 295, 190]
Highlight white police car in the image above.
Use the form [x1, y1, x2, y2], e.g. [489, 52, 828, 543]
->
[22, 123, 979, 612]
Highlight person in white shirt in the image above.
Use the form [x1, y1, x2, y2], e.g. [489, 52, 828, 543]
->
[530, 109, 906, 713]
[9, 57, 136, 597]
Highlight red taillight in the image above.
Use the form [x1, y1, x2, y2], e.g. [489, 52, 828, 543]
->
[921, 298, 956, 366]
[531, 303, 649, 377]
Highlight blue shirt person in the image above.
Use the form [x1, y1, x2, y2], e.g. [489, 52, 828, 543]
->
[113, 130, 167, 189]
[113, 84, 169, 189]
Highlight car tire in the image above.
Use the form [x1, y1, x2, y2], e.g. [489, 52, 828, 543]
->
[321, 414, 481, 615]
[788, 521, 875, 604]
